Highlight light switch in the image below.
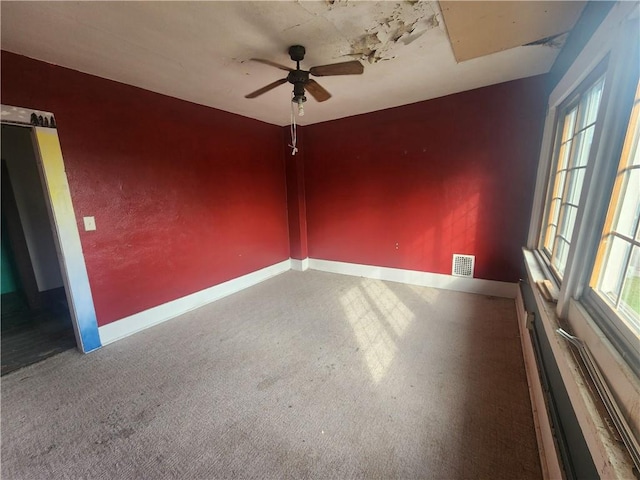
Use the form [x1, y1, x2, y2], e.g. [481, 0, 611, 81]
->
[83, 216, 96, 231]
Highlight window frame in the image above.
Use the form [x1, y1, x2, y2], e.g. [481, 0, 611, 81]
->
[582, 79, 640, 372]
[527, 0, 640, 395]
[539, 63, 608, 281]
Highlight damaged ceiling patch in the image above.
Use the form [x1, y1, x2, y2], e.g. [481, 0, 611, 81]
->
[524, 32, 569, 50]
[347, 1, 441, 64]
[439, 1, 585, 62]
[349, 32, 382, 64]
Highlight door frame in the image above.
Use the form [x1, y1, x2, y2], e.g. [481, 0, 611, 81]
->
[1, 104, 101, 352]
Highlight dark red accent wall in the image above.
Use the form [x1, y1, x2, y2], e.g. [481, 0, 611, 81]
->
[1, 51, 289, 326]
[2, 48, 547, 326]
[303, 76, 548, 282]
[284, 128, 308, 260]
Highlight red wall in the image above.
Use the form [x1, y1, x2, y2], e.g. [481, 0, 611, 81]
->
[302, 76, 548, 282]
[1, 51, 290, 326]
[1, 49, 547, 327]
[284, 128, 308, 260]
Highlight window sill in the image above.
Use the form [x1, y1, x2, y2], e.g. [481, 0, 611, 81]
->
[523, 248, 636, 478]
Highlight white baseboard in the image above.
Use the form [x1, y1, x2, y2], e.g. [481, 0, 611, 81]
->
[99, 257, 516, 347]
[290, 258, 309, 271]
[98, 259, 291, 345]
[308, 258, 517, 298]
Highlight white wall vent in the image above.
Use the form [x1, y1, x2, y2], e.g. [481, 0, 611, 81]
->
[452, 254, 475, 278]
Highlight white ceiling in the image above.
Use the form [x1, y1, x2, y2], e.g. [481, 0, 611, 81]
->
[1, 1, 583, 127]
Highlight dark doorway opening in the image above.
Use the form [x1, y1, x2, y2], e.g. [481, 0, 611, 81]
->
[1, 124, 76, 375]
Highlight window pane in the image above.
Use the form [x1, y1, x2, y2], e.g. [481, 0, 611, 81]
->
[548, 195, 562, 225]
[577, 78, 605, 129]
[553, 170, 567, 200]
[620, 246, 640, 325]
[544, 198, 560, 250]
[553, 237, 570, 276]
[615, 168, 640, 238]
[573, 128, 595, 167]
[566, 168, 586, 205]
[558, 139, 573, 170]
[598, 235, 632, 303]
[563, 108, 578, 141]
[550, 195, 563, 215]
[545, 224, 557, 253]
[632, 133, 640, 167]
[558, 204, 578, 241]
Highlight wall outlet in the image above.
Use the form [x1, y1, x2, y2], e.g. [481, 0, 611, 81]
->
[83, 216, 96, 231]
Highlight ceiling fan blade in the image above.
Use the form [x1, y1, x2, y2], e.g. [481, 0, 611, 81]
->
[245, 78, 288, 99]
[250, 58, 293, 72]
[305, 79, 331, 102]
[309, 60, 364, 77]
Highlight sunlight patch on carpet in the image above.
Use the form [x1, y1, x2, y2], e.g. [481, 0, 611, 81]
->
[340, 279, 415, 383]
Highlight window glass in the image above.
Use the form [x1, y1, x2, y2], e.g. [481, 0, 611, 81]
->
[542, 76, 606, 277]
[590, 80, 640, 334]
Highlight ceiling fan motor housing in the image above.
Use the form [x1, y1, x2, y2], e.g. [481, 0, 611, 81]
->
[288, 69, 309, 103]
[246, 44, 361, 103]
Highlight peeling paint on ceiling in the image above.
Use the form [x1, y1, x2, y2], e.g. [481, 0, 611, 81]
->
[1, 1, 577, 126]
[303, 0, 442, 64]
[347, 2, 440, 64]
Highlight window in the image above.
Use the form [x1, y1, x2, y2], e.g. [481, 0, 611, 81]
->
[541, 72, 606, 278]
[527, 6, 640, 471]
[534, 44, 639, 364]
[588, 80, 640, 344]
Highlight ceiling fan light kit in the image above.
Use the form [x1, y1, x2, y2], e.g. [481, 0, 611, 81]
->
[287, 46, 308, 117]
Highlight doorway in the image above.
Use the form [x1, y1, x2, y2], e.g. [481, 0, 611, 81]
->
[1, 124, 76, 374]
[1, 110, 102, 371]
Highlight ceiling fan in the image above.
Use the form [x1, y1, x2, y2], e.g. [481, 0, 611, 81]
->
[245, 45, 364, 115]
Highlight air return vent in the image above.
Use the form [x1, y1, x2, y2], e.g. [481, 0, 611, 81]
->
[452, 254, 475, 278]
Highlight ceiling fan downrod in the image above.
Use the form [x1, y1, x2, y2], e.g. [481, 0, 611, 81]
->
[288, 45, 308, 108]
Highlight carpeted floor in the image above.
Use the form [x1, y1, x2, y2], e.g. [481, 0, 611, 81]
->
[1, 270, 541, 479]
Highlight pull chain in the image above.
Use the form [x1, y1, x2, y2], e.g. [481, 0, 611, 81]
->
[289, 93, 298, 155]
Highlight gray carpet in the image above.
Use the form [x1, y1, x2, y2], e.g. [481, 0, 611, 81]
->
[1, 270, 541, 479]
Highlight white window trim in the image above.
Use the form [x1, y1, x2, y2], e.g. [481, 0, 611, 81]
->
[527, 2, 637, 249]
[541, 69, 607, 280]
[523, 250, 636, 478]
[558, 46, 635, 316]
[525, 1, 640, 474]
[567, 299, 640, 440]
